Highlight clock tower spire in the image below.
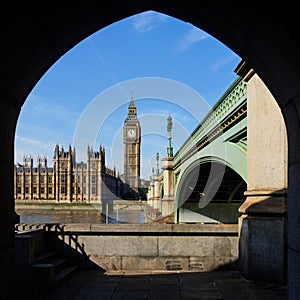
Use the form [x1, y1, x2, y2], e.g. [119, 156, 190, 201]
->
[123, 91, 141, 199]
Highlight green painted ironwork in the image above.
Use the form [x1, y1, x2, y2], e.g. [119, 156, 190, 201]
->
[173, 76, 247, 167]
[156, 76, 248, 222]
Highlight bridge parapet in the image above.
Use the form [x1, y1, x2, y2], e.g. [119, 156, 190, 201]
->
[15, 223, 238, 273]
[173, 77, 246, 166]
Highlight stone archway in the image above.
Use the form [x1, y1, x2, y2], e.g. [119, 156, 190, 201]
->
[1, 4, 299, 298]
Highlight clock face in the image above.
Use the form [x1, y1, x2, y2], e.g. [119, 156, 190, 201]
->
[127, 128, 136, 138]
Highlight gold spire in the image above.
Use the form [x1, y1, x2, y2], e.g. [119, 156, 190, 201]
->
[129, 90, 135, 107]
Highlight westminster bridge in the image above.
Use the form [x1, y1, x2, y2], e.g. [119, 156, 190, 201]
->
[1, 4, 299, 299]
[147, 61, 287, 285]
[13, 65, 288, 298]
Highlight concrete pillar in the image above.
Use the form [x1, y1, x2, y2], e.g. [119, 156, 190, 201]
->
[285, 97, 300, 299]
[150, 174, 160, 209]
[146, 183, 152, 206]
[0, 96, 20, 299]
[148, 180, 154, 207]
[161, 157, 174, 217]
[238, 72, 287, 284]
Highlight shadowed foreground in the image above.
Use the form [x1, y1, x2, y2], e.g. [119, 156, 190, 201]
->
[45, 269, 287, 300]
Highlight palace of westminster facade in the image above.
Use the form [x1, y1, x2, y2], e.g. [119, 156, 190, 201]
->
[14, 97, 143, 202]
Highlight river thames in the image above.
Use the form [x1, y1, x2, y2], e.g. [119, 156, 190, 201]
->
[16, 200, 148, 224]
[18, 209, 145, 224]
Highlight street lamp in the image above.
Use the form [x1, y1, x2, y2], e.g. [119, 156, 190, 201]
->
[156, 152, 159, 174]
[167, 115, 173, 157]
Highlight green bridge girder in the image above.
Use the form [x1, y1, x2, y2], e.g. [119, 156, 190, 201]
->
[162, 76, 248, 223]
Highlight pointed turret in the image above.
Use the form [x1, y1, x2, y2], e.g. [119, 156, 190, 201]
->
[126, 90, 137, 120]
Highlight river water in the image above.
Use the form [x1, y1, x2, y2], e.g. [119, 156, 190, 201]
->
[18, 209, 145, 224]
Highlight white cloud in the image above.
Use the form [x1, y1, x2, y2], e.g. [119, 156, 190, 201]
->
[131, 11, 168, 33]
[14, 135, 56, 164]
[143, 109, 196, 128]
[176, 27, 208, 55]
[211, 54, 237, 73]
[22, 93, 79, 122]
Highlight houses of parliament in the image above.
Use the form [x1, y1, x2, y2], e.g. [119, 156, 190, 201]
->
[14, 96, 143, 202]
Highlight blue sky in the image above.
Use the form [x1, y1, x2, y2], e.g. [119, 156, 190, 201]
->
[15, 11, 241, 180]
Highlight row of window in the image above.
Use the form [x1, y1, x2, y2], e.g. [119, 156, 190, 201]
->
[17, 186, 51, 194]
[17, 176, 52, 184]
[16, 174, 100, 184]
[17, 185, 98, 195]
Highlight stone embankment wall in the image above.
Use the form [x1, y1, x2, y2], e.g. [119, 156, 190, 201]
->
[15, 223, 238, 272]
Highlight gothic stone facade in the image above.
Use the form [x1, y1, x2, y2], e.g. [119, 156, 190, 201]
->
[14, 144, 123, 202]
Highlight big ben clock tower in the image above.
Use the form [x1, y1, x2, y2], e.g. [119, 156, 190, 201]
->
[123, 92, 141, 198]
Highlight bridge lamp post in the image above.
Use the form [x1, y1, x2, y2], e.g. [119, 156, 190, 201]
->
[156, 152, 160, 174]
[167, 115, 173, 157]
[160, 114, 175, 217]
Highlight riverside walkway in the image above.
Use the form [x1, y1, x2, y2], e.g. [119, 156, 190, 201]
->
[15, 222, 287, 299]
[45, 269, 287, 300]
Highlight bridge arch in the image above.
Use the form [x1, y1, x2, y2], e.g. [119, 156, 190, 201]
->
[175, 152, 246, 223]
[1, 4, 300, 298]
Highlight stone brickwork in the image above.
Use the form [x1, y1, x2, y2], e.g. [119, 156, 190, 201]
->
[17, 223, 240, 273]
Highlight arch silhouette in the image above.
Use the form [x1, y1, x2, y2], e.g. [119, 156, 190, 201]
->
[1, 4, 299, 298]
